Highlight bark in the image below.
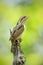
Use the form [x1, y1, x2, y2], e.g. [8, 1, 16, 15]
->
[11, 39, 26, 65]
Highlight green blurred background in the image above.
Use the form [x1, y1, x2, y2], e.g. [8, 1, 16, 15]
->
[0, 0, 43, 65]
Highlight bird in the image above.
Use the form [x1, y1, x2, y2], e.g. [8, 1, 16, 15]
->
[10, 16, 28, 42]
